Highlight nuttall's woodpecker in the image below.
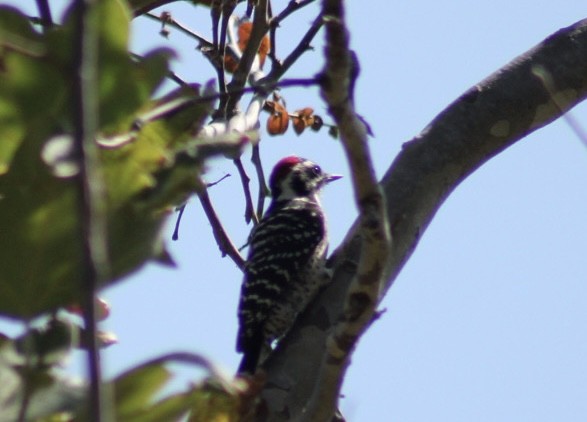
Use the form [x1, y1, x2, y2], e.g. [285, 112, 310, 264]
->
[236, 156, 341, 374]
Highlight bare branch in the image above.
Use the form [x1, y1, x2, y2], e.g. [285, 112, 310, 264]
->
[132, 0, 178, 18]
[260, 17, 587, 421]
[233, 158, 259, 224]
[172, 204, 186, 241]
[267, 0, 317, 66]
[211, 0, 221, 48]
[273, 0, 316, 26]
[218, 1, 239, 94]
[302, 1, 391, 420]
[225, 0, 270, 114]
[71, 0, 107, 420]
[198, 188, 246, 270]
[251, 144, 270, 218]
[144, 11, 213, 48]
[214, 13, 239, 116]
[35, 0, 53, 30]
[266, 13, 323, 83]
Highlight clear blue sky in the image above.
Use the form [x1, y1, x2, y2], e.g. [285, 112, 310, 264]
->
[2, 1, 587, 421]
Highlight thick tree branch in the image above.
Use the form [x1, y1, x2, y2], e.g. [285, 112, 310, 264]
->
[303, 1, 391, 420]
[260, 17, 587, 420]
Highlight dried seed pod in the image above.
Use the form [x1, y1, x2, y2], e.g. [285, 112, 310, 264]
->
[267, 102, 289, 135]
[224, 21, 271, 73]
[311, 115, 324, 131]
[292, 107, 315, 135]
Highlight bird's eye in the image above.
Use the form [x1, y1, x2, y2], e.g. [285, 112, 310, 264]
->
[312, 165, 322, 176]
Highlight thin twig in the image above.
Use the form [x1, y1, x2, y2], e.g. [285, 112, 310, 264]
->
[207, 173, 232, 187]
[218, 1, 238, 95]
[211, 0, 221, 48]
[130, 52, 190, 87]
[233, 158, 259, 224]
[198, 188, 246, 270]
[213, 2, 239, 116]
[210, 0, 226, 97]
[268, 0, 317, 67]
[277, 15, 323, 78]
[268, 2, 278, 66]
[35, 0, 53, 30]
[225, 0, 270, 114]
[145, 12, 213, 47]
[72, 0, 108, 421]
[209, 76, 320, 104]
[144, 10, 235, 106]
[273, 0, 317, 26]
[133, 0, 177, 17]
[172, 175, 233, 244]
[251, 144, 269, 219]
[172, 204, 186, 241]
[258, 14, 324, 86]
[166, 69, 190, 87]
[16, 322, 33, 422]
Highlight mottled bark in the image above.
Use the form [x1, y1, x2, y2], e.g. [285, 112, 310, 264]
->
[259, 17, 587, 422]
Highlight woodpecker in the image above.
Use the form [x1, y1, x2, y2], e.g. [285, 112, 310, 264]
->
[237, 156, 341, 374]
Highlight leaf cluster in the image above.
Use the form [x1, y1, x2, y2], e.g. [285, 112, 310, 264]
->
[0, 1, 216, 319]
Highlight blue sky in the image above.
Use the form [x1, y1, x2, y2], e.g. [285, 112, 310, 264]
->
[2, 1, 587, 421]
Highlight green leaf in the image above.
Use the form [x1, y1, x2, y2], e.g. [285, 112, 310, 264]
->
[0, 6, 42, 45]
[0, 1, 219, 319]
[128, 391, 195, 422]
[187, 381, 242, 422]
[0, 143, 83, 316]
[110, 359, 243, 422]
[14, 319, 75, 367]
[0, 7, 63, 174]
[114, 362, 172, 417]
[0, 324, 84, 420]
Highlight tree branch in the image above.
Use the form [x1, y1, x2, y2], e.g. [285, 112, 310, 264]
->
[259, 17, 587, 421]
[269, 13, 324, 83]
[35, 0, 53, 30]
[272, 0, 316, 26]
[233, 157, 259, 224]
[304, 1, 391, 420]
[144, 11, 213, 48]
[132, 0, 179, 17]
[198, 188, 246, 270]
[251, 144, 270, 218]
[72, 0, 108, 420]
[225, 0, 270, 115]
[267, 0, 317, 68]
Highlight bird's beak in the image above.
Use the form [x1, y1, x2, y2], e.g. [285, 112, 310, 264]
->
[324, 173, 343, 184]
